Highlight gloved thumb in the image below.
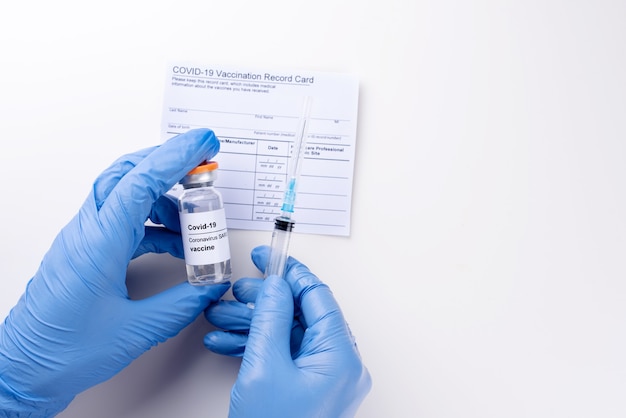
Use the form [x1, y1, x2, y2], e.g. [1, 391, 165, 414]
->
[240, 275, 294, 372]
[229, 275, 296, 415]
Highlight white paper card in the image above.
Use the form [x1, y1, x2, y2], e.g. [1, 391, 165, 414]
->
[161, 62, 359, 236]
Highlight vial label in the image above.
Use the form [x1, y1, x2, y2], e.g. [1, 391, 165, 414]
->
[180, 209, 231, 266]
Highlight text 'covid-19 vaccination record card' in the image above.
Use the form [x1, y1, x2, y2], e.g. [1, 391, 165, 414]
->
[160, 62, 359, 236]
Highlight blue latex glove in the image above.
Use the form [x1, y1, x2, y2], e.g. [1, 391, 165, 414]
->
[0, 128, 230, 417]
[205, 246, 372, 417]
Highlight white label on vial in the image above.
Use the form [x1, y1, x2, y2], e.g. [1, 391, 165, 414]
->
[180, 209, 231, 266]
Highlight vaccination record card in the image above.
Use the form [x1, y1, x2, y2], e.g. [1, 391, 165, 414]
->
[160, 62, 359, 236]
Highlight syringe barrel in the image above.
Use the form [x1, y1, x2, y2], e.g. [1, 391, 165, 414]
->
[264, 216, 295, 279]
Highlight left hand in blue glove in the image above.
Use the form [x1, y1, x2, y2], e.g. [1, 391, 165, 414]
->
[0, 128, 230, 417]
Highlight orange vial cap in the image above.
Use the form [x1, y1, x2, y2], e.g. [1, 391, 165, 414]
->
[187, 160, 218, 175]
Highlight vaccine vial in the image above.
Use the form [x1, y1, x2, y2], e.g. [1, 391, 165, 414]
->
[178, 161, 232, 285]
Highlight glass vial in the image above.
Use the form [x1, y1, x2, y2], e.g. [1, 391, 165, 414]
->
[178, 161, 231, 285]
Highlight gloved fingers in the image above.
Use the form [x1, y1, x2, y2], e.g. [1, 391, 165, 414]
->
[132, 226, 184, 260]
[93, 146, 157, 209]
[205, 300, 255, 331]
[204, 322, 305, 358]
[204, 278, 262, 332]
[251, 244, 338, 328]
[133, 193, 183, 260]
[132, 280, 230, 344]
[148, 194, 181, 232]
[231, 277, 263, 304]
[97, 129, 219, 252]
[206, 299, 306, 357]
[242, 275, 295, 367]
[204, 330, 247, 357]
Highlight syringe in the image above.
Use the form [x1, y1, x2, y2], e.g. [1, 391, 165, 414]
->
[264, 96, 313, 279]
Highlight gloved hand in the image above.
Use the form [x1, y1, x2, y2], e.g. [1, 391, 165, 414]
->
[0, 128, 230, 417]
[205, 246, 372, 418]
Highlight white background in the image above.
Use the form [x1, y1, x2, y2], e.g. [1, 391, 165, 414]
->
[1, 1, 625, 417]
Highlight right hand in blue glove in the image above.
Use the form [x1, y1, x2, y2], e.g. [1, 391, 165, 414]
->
[205, 246, 372, 417]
